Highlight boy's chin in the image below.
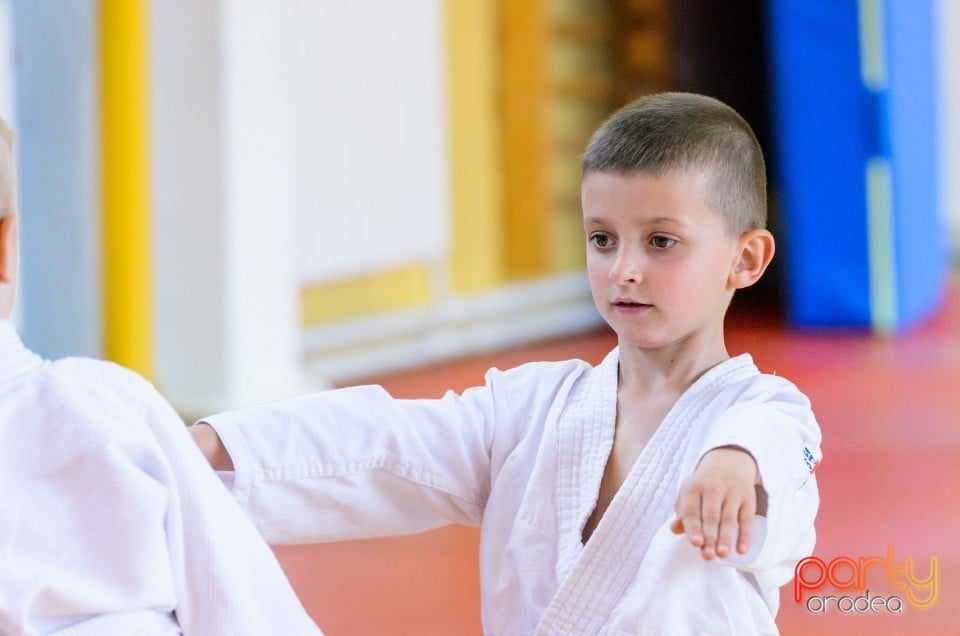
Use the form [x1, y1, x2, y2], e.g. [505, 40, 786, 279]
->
[614, 331, 672, 351]
[612, 324, 703, 351]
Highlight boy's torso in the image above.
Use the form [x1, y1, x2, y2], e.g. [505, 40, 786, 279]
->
[478, 349, 780, 635]
[581, 384, 681, 544]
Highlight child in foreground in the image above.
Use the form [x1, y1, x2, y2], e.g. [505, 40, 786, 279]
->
[193, 93, 822, 634]
[0, 119, 320, 635]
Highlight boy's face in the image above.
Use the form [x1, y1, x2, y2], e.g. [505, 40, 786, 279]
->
[582, 169, 742, 352]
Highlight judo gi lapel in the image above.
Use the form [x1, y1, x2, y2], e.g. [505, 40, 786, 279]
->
[539, 351, 757, 635]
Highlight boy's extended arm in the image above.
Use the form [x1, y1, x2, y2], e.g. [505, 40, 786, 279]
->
[189, 360, 588, 546]
[140, 382, 322, 635]
[198, 401, 764, 558]
[190, 372, 528, 544]
[670, 445, 760, 560]
[671, 379, 822, 572]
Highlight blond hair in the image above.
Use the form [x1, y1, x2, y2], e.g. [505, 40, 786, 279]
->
[583, 92, 766, 235]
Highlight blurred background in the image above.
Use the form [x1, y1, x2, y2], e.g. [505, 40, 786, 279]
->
[1, 0, 957, 634]
[2, 0, 956, 410]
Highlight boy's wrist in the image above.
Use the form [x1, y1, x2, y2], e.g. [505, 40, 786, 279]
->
[190, 423, 235, 472]
[702, 445, 760, 484]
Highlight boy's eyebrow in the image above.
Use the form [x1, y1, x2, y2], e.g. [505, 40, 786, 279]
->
[583, 215, 687, 227]
[643, 216, 687, 227]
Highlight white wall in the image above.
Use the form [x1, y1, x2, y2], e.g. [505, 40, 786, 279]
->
[151, 0, 450, 412]
[219, 1, 304, 401]
[151, 0, 232, 407]
[291, 0, 448, 283]
[152, 0, 308, 414]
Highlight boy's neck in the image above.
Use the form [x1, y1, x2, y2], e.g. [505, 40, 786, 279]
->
[616, 335, 730, 396]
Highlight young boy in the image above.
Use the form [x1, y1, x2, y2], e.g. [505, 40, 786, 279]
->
[192, 93, 821, 634]
[0, 119, 321, 635]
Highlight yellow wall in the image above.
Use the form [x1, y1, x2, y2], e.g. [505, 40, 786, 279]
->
[446, 0, 506, 293]
[500, 0, 550, 279]
[301, 264, 432, 324]
[500, 0, 617, 279]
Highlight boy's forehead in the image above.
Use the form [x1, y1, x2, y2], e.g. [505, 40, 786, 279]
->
[581, 168, 727, 227]
[581, 166, 714, 201]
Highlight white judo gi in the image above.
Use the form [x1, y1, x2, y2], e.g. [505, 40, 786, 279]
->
[0, 321, 321, 636]
[204, 348, 822, 635]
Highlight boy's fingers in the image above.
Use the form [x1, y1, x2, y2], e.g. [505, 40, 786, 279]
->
[675, 485, 704, 547]
[715, 499, 741, 558]
[698, 484, 725, 559]
[737, 505, 755, 554]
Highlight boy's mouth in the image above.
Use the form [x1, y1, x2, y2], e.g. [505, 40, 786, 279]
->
[613, 297, 650, 306]
[612, 298, 652, 312]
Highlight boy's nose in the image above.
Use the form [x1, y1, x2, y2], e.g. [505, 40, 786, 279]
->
[608, 248, 643, 284]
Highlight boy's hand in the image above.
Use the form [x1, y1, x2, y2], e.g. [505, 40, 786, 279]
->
[189, 423, 235, 471]
[670, 446, 759, 560]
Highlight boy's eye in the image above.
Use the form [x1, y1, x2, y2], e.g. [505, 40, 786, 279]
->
[589, 233, 613, 248]
[650, 235, 676, 249]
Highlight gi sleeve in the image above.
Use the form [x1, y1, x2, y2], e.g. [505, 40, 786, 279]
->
[199, 375, 508, 545]
[697, 375, 822, 583]
[138, 380, 323, 636]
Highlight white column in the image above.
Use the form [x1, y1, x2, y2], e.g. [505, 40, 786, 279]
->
[219, 1, 306, 403]
[151, 0, 310, 417]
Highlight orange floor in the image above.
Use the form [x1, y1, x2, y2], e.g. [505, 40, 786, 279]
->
[275, 277, 960, 635]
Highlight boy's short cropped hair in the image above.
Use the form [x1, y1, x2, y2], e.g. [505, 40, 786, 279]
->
[582, 92, 766, 236]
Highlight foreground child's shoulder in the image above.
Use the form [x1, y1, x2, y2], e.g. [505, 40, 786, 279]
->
[15, 359, 184, 491]
[42, 357, 180, 442]
[48, 356, 157, 406]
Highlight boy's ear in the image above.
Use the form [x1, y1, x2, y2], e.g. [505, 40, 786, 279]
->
[0, 214, 18, 283]
[729, 229, 774, 290]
